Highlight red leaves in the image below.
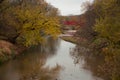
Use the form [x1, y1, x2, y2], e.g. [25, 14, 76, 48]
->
[63, 20, 85, 27]
[78, 20, 85, 27]
[63, 21, 78, 25]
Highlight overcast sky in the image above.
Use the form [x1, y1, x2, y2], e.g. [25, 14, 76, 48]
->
[45, 0, 94, 16]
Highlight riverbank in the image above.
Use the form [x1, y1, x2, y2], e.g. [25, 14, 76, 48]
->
[0, 40, 25, 64]
[60, 36, 78, 44]
[0, 39, 103, 80]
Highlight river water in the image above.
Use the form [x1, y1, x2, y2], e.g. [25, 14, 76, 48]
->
[0, 38, 103, 80]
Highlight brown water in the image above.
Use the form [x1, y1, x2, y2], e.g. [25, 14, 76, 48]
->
[0, 38, 103, 80]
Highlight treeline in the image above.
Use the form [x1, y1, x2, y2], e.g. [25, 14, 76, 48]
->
[0, 0, 61, 47]
[77, 0, 120, 80]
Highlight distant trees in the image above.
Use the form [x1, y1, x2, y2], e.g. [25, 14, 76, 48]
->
[63, 21, 78, 26]
[0, 0, 61, 46]
[60, 15, 80, 30]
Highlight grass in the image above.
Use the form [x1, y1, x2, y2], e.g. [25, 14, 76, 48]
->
[61, 36, 78, 44]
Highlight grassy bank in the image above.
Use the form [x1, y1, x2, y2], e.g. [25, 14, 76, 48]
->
[0, 40, 25, 64]
[61, 36, 78, 44]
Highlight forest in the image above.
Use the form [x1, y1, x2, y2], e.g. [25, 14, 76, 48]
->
[0, 0, 120, 80]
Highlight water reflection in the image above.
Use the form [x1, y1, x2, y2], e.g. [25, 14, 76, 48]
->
[70, 45, 104, 80]
[0, 38, 61, 80]
[0, 38, 103, 80]
[43, 37, 60, 55]
[44, 39, 102, 80]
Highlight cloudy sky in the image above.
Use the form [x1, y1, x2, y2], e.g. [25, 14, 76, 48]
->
[45, 0, 94, 16]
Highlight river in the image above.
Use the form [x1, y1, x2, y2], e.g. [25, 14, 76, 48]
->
[0, 38, 103, 80]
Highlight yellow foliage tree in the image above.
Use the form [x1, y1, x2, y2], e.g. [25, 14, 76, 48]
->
[0, 0, 61, 47]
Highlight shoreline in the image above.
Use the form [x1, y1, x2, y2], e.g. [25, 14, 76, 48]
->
[60, 36, 78, 44]
[0, 40, 26, 64]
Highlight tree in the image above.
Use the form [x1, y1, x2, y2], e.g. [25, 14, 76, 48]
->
[94, 0, 120, 44]
[93, 0, 120, 79]
[77, 1, 97, 40]
[0, 0, 61, 46]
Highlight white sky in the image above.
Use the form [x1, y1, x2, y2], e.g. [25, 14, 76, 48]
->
[45, 0, 94, 16]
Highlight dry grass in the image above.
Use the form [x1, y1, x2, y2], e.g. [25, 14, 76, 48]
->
[61, 36, 78, 44]
[0, 40, 17, 55]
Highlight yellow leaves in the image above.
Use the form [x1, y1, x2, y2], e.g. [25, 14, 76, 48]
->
[15, 8, 61, 47]
[23, 23, 32, 29]
[22, 30, 44, 47]
[0, 0, 61, 47]
[42, 17, 61, 38]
